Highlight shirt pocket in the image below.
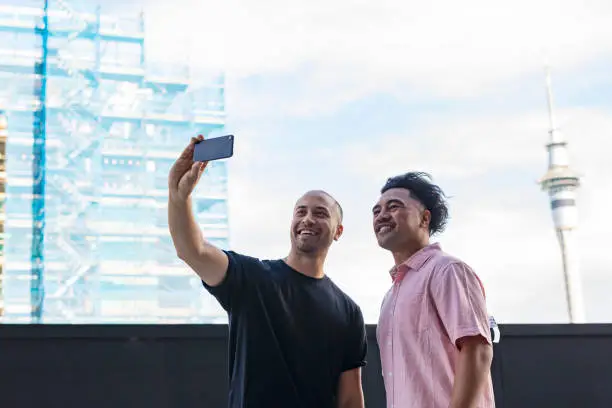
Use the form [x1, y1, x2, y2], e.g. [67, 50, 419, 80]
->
[394, 291, 428, 334]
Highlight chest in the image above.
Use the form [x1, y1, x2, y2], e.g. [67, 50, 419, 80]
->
[253, 277, 350, 353]
[278, 280, 346, 327]
[378, 272, 436, 339]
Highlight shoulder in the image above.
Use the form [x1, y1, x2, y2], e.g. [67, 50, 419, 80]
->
[427, 250, 477, 279]
[225, 250, 261, 266]
[226, 250, 280, 271]
[325, 278, 365, 321]
[430, 250, 471, 272]
[428, 252, 486, 297]
[222, 251, 287, 285]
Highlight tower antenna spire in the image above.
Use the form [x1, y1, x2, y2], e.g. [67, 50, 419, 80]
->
[545, 65, 557, 136]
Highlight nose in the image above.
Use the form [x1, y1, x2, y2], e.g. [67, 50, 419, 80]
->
[302, 212, 315, 226]
[374, 209, 390, 223]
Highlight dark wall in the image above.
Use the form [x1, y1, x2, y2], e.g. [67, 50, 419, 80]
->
[0, 324, 611, 408]
[491, 324, 612, 408]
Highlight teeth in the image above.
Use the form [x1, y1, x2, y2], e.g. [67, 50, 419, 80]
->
[378, 225, 392, 234]
[299, 230, 315, 236]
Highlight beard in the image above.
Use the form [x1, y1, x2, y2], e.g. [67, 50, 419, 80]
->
[296, 240, 320, 254]
[293, 233, 331, 255]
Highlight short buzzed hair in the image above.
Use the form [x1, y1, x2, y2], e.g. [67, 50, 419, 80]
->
[302, 190, 343, 222]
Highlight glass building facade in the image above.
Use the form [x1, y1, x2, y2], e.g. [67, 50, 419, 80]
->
[0, 1, 229, 323]
[0, 110, 6, 320]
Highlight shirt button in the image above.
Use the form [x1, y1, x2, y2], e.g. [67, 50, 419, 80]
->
[388, 372, 392, 377]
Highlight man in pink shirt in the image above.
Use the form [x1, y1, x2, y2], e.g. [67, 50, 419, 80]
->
[373, 172, 495, 408]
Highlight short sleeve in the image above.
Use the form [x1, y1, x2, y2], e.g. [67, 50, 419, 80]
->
[201, 250, 257, 313]
[342, 306, 368, 372]
[430, 261, 492, 347]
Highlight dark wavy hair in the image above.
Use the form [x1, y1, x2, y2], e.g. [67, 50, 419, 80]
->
[381, 172, 449, 235]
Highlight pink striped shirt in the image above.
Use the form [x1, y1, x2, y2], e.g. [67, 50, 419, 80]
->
[376, 243, 495, 408]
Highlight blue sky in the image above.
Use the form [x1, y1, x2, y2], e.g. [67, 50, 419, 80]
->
[135, 0, 612, 323]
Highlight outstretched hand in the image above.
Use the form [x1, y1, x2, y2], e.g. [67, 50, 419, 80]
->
[168, 135, 208, 203]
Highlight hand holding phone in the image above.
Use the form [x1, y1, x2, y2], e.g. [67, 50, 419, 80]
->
[193, 135, 234, 162]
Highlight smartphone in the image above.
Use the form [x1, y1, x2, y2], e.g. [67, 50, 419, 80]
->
[193, 135, 234, 162]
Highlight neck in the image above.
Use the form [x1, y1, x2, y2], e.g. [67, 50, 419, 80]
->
[285, 250, 327, 279]
[392, 238, 430, 266]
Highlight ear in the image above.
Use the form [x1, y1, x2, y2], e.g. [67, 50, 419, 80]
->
[334, 224, 344, 241]
[420, 209, 431, 230]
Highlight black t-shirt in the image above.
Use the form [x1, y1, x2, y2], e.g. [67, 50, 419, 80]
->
[202, 250, 368, 408]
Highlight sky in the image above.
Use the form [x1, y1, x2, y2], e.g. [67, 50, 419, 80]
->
[112, 0, 612, 323]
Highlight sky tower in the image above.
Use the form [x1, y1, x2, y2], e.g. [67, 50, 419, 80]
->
[539, 68, 585, 323]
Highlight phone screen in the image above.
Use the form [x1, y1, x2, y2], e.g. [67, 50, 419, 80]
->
[193, 135, 234, 162]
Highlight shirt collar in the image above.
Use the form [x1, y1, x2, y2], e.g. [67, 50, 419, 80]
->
[389, 243, 441, 282]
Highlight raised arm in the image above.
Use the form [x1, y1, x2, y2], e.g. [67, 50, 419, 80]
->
[168, 135, 229, 287]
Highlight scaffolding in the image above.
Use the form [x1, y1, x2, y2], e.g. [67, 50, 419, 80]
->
[0, 1, 229, 323]
[0, 110, 7, 320]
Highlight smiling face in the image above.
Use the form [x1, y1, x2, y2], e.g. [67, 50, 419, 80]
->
[372, 187, 431, 252]
[290, 191, 343, 256]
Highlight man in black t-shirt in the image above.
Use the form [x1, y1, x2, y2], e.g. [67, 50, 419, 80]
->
[168, 136, 367, 408]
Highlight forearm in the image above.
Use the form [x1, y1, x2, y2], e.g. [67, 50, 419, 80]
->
[336, 368, 364, 408]
[338, 397, 364, 408]
[449, 342, 493, 408]
[168, 196, 207, 261]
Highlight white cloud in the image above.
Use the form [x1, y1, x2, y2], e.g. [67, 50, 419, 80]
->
[145, 0, 612, 104]
[343, 106, 611, 182]
[343, 113, 545, 180]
